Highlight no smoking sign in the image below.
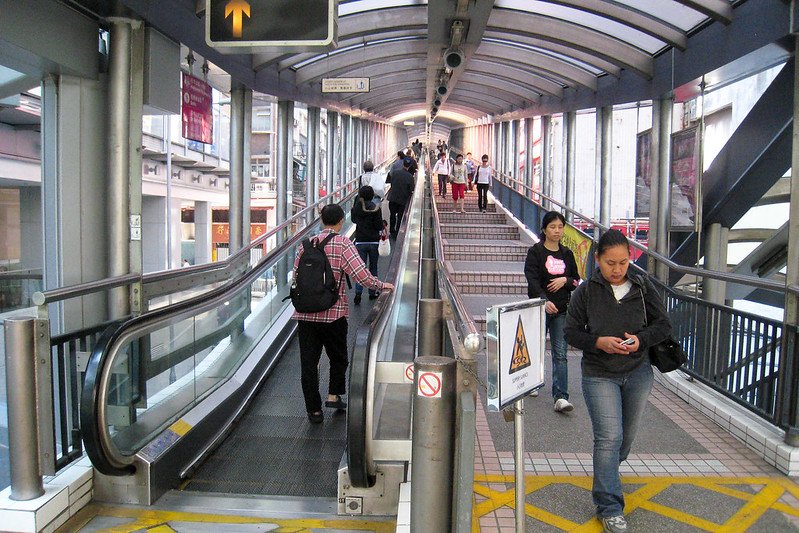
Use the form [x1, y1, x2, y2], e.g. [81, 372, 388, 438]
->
[417, 371, 443, 398]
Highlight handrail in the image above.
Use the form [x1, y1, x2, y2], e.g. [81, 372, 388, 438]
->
[347, 159, 418, 488]
[428, 185, 482, 353]
[494, 171, 799, 297]
[0, 268, 42, 281]
[81, 188, 360, 475]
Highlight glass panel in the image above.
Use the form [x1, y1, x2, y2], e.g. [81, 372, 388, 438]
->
[613, 0, 710, 32]
[101, 192, 360, 458]
[494, 0, 665, 53]
[481, 37, 604, 76]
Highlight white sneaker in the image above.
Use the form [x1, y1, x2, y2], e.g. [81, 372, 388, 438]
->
[554, 398, 574, 412]
[601, 515, 628, 533]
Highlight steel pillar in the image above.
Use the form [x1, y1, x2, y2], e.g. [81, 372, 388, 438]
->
[307, 106, 320, 206]
[411, 356, 456, 533]
[276, 100, 293, 230]
[229, 84, 245, 253]
[599, 106, 612, 232]
[564, 111, 576, 223]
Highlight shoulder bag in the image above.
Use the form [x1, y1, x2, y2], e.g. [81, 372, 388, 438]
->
[640, 288, 687, 373]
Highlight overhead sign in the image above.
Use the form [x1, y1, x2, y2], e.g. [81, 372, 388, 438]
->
[486, 299, 546, 411]
[181, 73, 213, 144]
[206, 0, 338, 52]
[322, 78, 370, 93]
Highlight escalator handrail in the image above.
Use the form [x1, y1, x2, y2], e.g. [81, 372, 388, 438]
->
[346, 162, 418, 488]
[429, 183, 482, 353]
[81, 189, 360, 475]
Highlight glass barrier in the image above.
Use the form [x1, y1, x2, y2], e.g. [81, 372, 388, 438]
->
[84, 193, 358, 473]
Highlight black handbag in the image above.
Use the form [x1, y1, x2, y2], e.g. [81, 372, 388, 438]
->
[640, 289, 688, 373]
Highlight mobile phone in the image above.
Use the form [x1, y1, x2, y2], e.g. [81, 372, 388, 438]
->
[620, 338, 635, 346]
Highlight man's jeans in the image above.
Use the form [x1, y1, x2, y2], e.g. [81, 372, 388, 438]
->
[582, 362, 653, 517]
[547, 312, 568, 401]
[437, 174, 448, 197]
[355, 243, 379, 296]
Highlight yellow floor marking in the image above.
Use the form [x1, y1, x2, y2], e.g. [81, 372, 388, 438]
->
[636, 500, 720, 531]
[716, 483, 786, 533]
[64, 503, 395, 533]
[471, 474, 799, 533]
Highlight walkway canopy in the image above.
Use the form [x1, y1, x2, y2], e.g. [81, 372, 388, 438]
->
[15, 1, 794, 140]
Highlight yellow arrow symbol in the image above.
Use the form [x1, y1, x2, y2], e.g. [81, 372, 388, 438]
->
[225, 0, 250, 38]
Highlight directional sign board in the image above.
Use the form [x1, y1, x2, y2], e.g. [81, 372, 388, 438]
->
[486, 299, 546, 411]
[206, 0, 338, 52]
[322, 78, 370, 93]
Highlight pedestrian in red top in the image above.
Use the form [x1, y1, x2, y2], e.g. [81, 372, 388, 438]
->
[292, 204, 394, 423]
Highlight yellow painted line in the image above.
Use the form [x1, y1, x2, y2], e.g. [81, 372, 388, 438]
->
[73, 504, 395, 533]
[636, 500, 720, 531]
[146, 526, 177, 533]
[717, 483, 786, 533]
[471, 474, 799, 532]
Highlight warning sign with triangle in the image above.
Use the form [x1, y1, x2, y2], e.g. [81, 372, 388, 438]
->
[509, 316, 531, 374]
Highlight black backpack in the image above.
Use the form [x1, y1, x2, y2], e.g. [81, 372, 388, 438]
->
[287, 233, 342, 313]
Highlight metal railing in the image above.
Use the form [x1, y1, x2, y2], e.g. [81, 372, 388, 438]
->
[490, 172, 799, 434]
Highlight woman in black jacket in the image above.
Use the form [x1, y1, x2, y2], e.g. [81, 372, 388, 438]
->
[524, 211, 580, 412]
[564, 229, 671, 533]
[350, 186, 385, 304]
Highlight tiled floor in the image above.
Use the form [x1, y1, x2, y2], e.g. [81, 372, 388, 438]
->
[473, 376, 799, 531]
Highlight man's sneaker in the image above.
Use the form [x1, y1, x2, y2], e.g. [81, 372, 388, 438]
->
[554, 398, 574, 412]
[601, 515, 628, 533]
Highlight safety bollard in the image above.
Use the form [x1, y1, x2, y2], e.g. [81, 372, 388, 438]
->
[420, 258, 437, 299]
[418, 299, 443, 357]
[4, 318, 44, 500]
[411, 356, 456, 533]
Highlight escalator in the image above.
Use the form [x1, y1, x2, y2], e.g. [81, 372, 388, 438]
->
[78, 164, 426, 514]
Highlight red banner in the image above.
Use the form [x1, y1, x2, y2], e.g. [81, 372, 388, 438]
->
[181, 73, 213, 144]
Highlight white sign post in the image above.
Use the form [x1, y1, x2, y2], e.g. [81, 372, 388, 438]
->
[486, 299, 546, 532]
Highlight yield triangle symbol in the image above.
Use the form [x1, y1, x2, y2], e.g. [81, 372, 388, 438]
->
[509, 316, 531, 374]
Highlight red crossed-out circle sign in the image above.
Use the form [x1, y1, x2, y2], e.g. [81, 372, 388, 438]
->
[417, 371, 442, 398]
[405, 364, 415, 382]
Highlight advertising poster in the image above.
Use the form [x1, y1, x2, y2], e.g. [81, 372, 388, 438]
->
[635, 129, 652, 218]
[561, 225, 594, 281]
[182, 73, 213, 144]
[670, 126, 700, 229]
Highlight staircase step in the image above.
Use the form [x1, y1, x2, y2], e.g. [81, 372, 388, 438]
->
[451, 271, 526, 284]
[445, 242, 528, 254]
[457, 281, 528, 295]
[435, 202, 496, 213]
[438, 212, 505, 224]
[441, 228, 519, 240]
[447, 251, 527, 261]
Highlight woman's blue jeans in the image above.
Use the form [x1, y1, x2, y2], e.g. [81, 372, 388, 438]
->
[546, 312, 569, 401]
[354, 243, 379, 296]
[582, 362, 653, 517]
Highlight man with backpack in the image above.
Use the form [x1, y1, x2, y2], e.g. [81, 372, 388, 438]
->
[290, 204, 394, 424]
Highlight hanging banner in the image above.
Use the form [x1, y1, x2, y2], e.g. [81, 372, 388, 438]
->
[561, 225, 594, 282]
[635, 129, 653, 218]
[182, 73, 213, 144]
[670, 125, 701, 230]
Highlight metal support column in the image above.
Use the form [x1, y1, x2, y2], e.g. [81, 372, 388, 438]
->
[242, 88, 252, 245]
[107, 20, 133, 318]
[229, 84, 245, 253]
[598, 106, 612, 232]
[655, 98, 673, 282]
[511, 120, 519, 179]
[781, 35, 799, 445]
[524, 118, 533, 192]
[418, 299, 443, 357]
[326, 111, 337, 196]
[542, 115, 552, 210]
[411, 356, 456, 533]
[4, 319, 44, 501]
[703, 223, 728, 305]
[276, 100, 293, 232]
[307, 107, 320, 206]
[564, 111, 576, 223]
